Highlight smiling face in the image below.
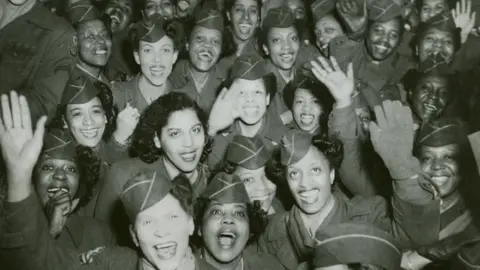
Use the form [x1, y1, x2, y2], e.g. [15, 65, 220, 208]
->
[314, 15, 344, 56]
[411, 75, 450, 120]
[292, 88, 322, 133]
[417, 28, 455, 64]
[420, 144, 460, 198]
[420, 0, 446, 22]
[285, 0, 306, 20]
[366, 18, 401, 61]
[201, 201, 250, 264]
[34, 156, 79, 208]
[159, 109, 206, 174]
[236, 78, 270, 125]
[76, 20, 112, 67]
[65, 97, 106, 148]
[104, 0, 133, 33]
[234, 166, 276, 212]
[286, 146, 335, 215]
[144, 0, 175, 20]
[264, 26, 300, 71]
[134, 36, 178, 87]
[228, 0, 260, 42]
[188, 26, 222, 72]
[132, 194, 194, 270]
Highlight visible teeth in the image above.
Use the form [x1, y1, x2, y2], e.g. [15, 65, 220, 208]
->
[298, 189, 319, 204]
[280, 54, 293, 62]
[220, 232, 236, 238]
[251, 195, 269, 201]
[199, 52, 212, 59]
[94, 50, 107, 55]
[238, 24, 252, 33]
[180, 152, 196, 162]
[300, 114, 314, 125]
[47, 188, 68, 194]
[154, 242, 175, 250]
[423, 103, 437, 111]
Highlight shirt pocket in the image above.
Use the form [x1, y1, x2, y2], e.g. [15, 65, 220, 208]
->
[0, 41, 38, 88]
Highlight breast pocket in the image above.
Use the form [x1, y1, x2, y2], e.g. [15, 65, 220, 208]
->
[0, 41, 38, 89]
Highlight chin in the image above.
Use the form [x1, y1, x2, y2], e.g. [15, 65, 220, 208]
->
[147, 76, 167, 86]
[78, 138, 102, 148]
[240, 115, 262, 125]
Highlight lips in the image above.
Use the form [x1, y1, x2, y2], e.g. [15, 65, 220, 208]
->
[422, 102, 437, 112]
[80, 129, 100, 138]
[373, 43, 390, 54]
[109, 14, 121, 25]
[198, 51, 213, 62]
[299, 113, 315, 125]
[150, 66, 166, 76]
[279, 52, 294, 63]
[180, 150, 197, 162]
[93, 48, 108, 55]
[47, 187, 69, 197]
[238, 23, 252, 34]
[298, 189, 319, 204]
[217, 230, 237, 249]
[154, 242, 177, 259]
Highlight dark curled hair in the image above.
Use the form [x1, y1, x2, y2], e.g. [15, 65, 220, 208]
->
[266, 134, 344, 180]
[130, 18, 187, 52]
[192, 196, 268, 248]
[49, 81, 117, 142]
[129, 92, 210, 163]
[75, 145, 101, 207]
[171, 174, 195, 216]
[414, 19, 461, 52]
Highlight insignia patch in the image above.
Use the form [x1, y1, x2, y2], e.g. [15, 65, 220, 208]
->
[78, 246, 105, 265]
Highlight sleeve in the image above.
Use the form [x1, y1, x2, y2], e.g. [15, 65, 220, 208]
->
[19, 27, 76, 124]
[449, 35, 480, 73]
[0, 193, 106, 270]
[328, 104, 377, 196]
[102, 139, 129, 165]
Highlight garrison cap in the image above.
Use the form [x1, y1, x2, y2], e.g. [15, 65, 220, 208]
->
[280, 129, 313, 166]
[66, 0, 102, 24]
[201, 172, 250, 203]
[417, 118, 466, 147]
[42, 129, 77, 161]
[226, 135, 271, 169]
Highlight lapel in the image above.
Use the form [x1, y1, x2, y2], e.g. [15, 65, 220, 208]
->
[63, 213, 85, 249]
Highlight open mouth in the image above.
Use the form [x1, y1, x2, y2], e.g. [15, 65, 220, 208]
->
[154, 242, 177, 259]
[198, 51, 213, 61]
[217, 230, 237, 249]
[374, 44, 389, 54]
[47, 187, 69, 197]
[238, 24, 252, 34]
[422, 102, 437, 112]
[299, 113, 315, 125]
[93, 48, 108, 55]
[180, 150, 197, 162]
[80, 129, 100, 139]
[150, 66, 166, 76]
[298, 189, 319, 204]
[109, 14, 121, 25]
[279, 52, 294, 63]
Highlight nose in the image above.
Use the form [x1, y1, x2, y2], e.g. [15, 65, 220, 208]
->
[281, 39, 292, 50]
[221, 213, 235, 225]
[182, 132, 194, 147]
[432, 158, 445, 170]
[53, 168, 67, 180]
[153, 227, 170, 237]
[82, 113, 94, 125]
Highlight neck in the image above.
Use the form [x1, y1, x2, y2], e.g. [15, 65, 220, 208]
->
[189, 63, 210, 83]
[277, 67, 294, 82]
[162, 156, 198, 183]
[298, 194, 335, 235]
[440, 191, 461, 213]
[77, 61, 101, 79]
[238, 118, 264, 137]
[201, 248, 243, 270]
[140, 258, 157, 270]
[234, 36, 249, 56]
[0, 0, 36, 30]
[138, 75, 168, 103]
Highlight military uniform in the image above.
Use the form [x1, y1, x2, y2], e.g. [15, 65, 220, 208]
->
[0, 3, 76, 122]
[256, 129, 441, 270]
[217, 26, 261, 71]
[105, 27, 138, 82]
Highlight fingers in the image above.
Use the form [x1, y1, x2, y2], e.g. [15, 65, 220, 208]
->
[373, 104, 388, 129]
[345, 0, 355, 11]
[330, 57, 341, 71]
[466, 0, 471, 16]
[346, 62, 354, 80]
[33, 116, 48, 154]
[318, 56, 333, 72]
[19, 95, 32, 131]
[1, 94, 12, 130]
[310, 60, 328, 82]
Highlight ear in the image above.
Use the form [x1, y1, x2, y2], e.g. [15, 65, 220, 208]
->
[262, 44, 269, 55]
[104, 115, 108, 124]
[129, 225, 140, 248]
[329, 169, 335, 185]
[62, 116, 69, 129]
[226, 11, 231, 22]
[188, 216, 195, 236]
[173, 50, 179, 65]
[265, 93, 270, 106]
[70, 35, 79, 56]
[185, 42, 189, 51]
[153, 132, 162, 149]
[133, 51, 140, 65]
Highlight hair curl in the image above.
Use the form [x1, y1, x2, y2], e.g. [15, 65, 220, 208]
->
[129, 92, 210, 164]
[171, 174, 195, 216]
[75, 145, 101, 207]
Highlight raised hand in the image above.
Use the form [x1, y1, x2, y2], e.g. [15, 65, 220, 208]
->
[310, 56, 355, 108]
[114, 103, 140, 145]
[451, 0, 476, 44]
[208, 81, 242, 136]
[45, 191, 80, 238]
[0, 91, 47, 202]
[336, 0, 367, 33]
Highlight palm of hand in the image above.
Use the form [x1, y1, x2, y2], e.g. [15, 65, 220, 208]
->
[324, 72, 354, 100]
[0, 129, 38, 170]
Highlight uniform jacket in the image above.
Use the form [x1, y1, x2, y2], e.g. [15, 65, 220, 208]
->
[170, 59, 228, 113]
[207, 112, 287, 169]
[104, 29, 138, 82]
[330, 35, 415, 107]
[0, 193, 216, 270]
[0, 3, 76, 123]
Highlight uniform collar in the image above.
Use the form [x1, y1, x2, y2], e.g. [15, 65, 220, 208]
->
[64, 213, 85, 249]
[223, 111, 284, 143]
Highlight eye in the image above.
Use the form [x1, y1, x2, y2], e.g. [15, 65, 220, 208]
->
[93, 109, 103, 115]
[142, 220, 152, 226]
[272, 38, 280, 43]
[143, 48, 152, 53]
[192, 126, 202, 133]
[291, 35, 299, 42]
[72, 111, 82, 117]
[42, 165, 54, 171]
[234, 211, 246, 218]
[295, 99, 303, 104]
[66, 166, 77, 173]
[195, 35, 205, 42]
[250, 8, 258, 14]
[312, 167, 322, 173]
[288, 170, 299, 178]
[422, 156, 432, 162]
[243, 177, 254, 183]
[171, 214, 179, 219]
[101, 31, 110, 39]
[213, 39, 221, 45]
[325, 28, 333, 34]
[210, 209, 222, 216]
[163, 48, 171, 53]
[169, 131, 180, 137]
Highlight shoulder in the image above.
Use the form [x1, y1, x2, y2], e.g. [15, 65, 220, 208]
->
[456, 241, 480, 270]
[169, 60, 190, 89]
[77, 246, 138, 268]
[347, 195, 388, 214]
[29, 4, 74, 35]
[264, 211, 289, 241]
[243, 249, 284, 269]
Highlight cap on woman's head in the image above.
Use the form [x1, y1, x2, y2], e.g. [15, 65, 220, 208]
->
[193, 6, 224, 31]
[66, 0, 102, 24]
[280, 129, 313, 166]
[262, 6, 295, 30]
[131, 14, 168, 44]
[368, 0, 403, 22]
[42, 128, 77, 161]
[226, 135, 271, 170]
[202, 172, 250, 203]
[61, 71, 103, 105]
[229, 53, 270, 81]
[311, 0, 336, 22]
[313, 222, 401, 270]
[416, 118, 467, 147]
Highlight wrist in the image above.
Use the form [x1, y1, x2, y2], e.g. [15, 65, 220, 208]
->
[113, 130, 131, 145]
[7, 176, 33, 203]
[335, 98, 352, 109]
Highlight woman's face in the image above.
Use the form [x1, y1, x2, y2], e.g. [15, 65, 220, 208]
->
[228, 0, 260, 42]
[34, 156, 79, 208]
[66, 97, 106, 148]
[411, 75, 450, 120]
[264, 26, 300, 71]
[314, 15, 344, 56]
[234, 166, 276, 212]
[416, 28, 455, 64]
[286, 146, 334, 215]
[76, 20, 112, 67]
[366, 19, 401, 61]
[292, 88, 322, 133]
[420, 144, 460, 198]
[159, 109, 205, 174]
[144, 0, 175, 20]
[236, 78, 270, 126]
[104, 0, 134, 34]
[201, 201, 250, 264]
[420, 0, 446, 23]
[285, 0, 306, 20]
[134, 36, 178, 87]
[132, 194, 194, 270]
[188, 26, 222, 72]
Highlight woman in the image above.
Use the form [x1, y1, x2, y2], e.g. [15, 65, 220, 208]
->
[49, 72, 131, 217]
[283, 73, 334, 135]
[206, 53, 286, 169]
[222, 135, 285, 215]
[142, 0, 175, 20]
[65, 0, 113, 86]
[170, 6, 236, 113]
[310, 0, 345, 57]
[96, 92, 211, 244]
[112, 14, 185, 115]
[193, 172, 283, 270]
[218, 0, 262, 69]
